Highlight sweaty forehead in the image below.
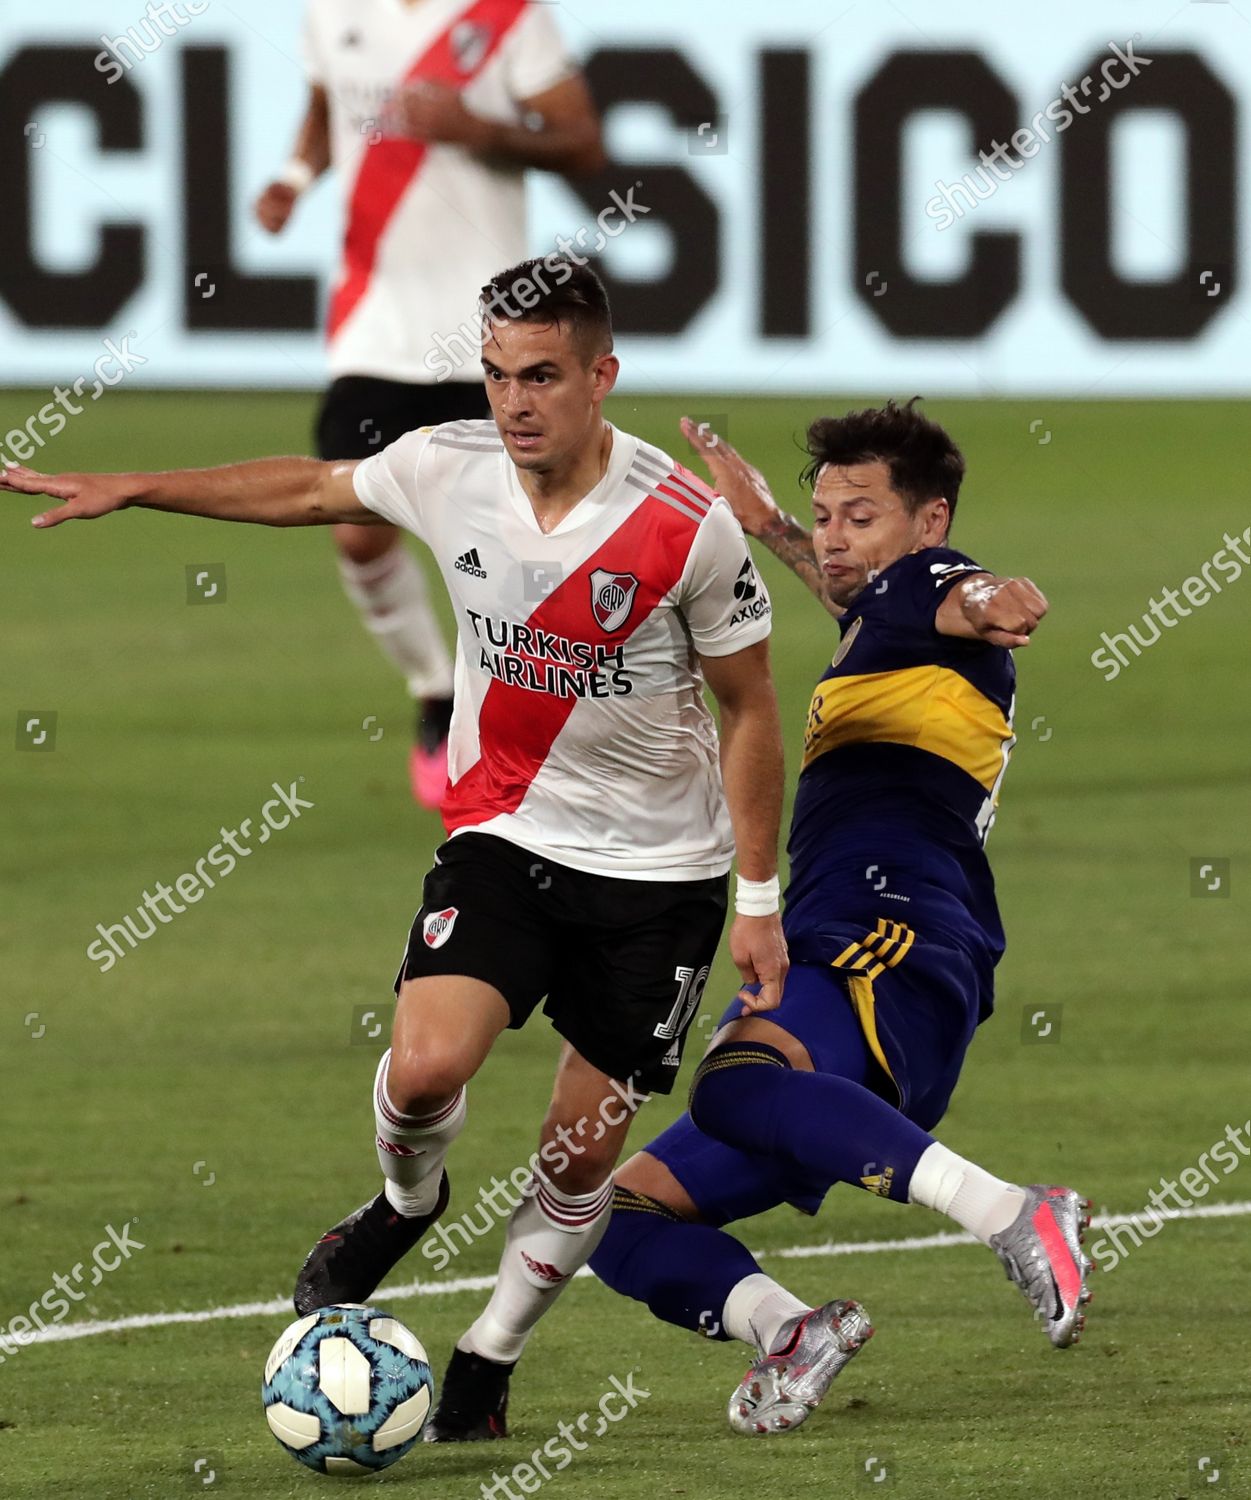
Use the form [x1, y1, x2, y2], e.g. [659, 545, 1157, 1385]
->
[812, 460, 901, 509]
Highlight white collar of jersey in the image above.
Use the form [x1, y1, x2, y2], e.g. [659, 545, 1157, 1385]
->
[503, 424, 638, 536]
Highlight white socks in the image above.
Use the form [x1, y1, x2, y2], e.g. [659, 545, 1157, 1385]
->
[373, 1050, 466, 1217]
[908, 1141, 1026, 1244]
[337, 543, 454, 700]
[461, 1172, 615, 1365]
[722, 1273, 810, 1355]
[717, 1149, 1027, 1357]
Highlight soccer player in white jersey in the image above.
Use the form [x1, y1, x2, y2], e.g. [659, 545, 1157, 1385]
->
[4, 260, 789, 1442]
[255, 0, 604, 807]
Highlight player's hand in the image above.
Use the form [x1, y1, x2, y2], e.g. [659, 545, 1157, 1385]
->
[0, 465, 133, 529]
[679, 417, 782, 538]
[959, 575, 1049, 648]
[389, 83, 489, 149]
[729, 912, 789, 1015]
[254, 182, 298, 234]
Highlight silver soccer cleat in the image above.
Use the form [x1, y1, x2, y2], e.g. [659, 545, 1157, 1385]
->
[728, 1298, 874, 1436]
[989, 1184, 1093, 1347]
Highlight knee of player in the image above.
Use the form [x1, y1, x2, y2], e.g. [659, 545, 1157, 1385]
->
[687, 1069, 727, 1136]
[385, 1046, 468, 1113]
[688, 1041, 791, 1138]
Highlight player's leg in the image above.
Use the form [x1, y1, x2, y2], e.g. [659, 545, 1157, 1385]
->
[593, 1127, 807, 1344]
[395, 380, 493, 804]
[687, 952, 1091, 1345]
[600, 1133, 874, 1436]
[294, 974, 509, 1314]
[294, 834, 554, 1314]
[426, 1044, 639, 1441]
[427, 861, 732, 1440]
[315, 376, 461, 806]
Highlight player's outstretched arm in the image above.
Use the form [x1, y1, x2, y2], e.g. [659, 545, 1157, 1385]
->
[1, 457, 378, 531]
[936, 573, 1049, 648]
[700, 640, 789, 1014]
[680, 417, 841, 619]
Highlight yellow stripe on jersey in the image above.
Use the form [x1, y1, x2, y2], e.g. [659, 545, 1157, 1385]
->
[832, 918, 916, 982]
[803, 665, 1013, 790]
[844, 973, 900, 1103]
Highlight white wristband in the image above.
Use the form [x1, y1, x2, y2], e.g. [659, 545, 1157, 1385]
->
[735, 873, 780, 917]
[277, 158, 316, 195]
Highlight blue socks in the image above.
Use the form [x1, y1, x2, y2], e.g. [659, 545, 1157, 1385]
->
[688, 1041, 933, 1204]
[589, 1188, 760, 1341]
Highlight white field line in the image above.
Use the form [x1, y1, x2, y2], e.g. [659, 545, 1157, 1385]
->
[25, 1197, 1251, 1350]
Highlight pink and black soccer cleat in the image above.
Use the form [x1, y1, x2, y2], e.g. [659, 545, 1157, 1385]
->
[410, 698, 452, 810]
[989, 1184, 1093, 1347]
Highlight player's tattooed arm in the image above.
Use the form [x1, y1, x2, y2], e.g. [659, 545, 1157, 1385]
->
[2, 457, 381, 530]
[754, 512, 841, 618]
[679, 417, 842, 619]
[936, 573, 1049, 647]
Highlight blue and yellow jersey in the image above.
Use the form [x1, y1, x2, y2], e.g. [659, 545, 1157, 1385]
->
[784, 546, 1016, 1005]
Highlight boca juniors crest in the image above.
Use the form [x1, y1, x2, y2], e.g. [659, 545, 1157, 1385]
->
[589, 570, 639, 632]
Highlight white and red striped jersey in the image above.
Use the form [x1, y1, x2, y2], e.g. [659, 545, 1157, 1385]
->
[304, 0, 576, 383]
[353, 422, 775, 879]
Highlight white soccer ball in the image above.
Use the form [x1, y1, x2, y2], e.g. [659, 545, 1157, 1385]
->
[262, 1304, 434, 1475]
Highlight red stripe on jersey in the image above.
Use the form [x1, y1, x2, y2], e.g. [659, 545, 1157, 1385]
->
[662, 471, 714, 513]
[328, 0, 528, 342]
[657, 480, 709, 516]
[443, 496, 704, 833]
[673, 462, 720, 505]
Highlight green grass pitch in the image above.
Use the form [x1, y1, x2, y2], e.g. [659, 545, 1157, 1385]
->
[1, 391, 1248, 1498]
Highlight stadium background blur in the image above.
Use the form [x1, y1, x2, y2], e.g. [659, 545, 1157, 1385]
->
[1, 3, 1248, 1497]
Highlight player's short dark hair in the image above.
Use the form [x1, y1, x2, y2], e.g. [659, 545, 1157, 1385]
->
[479, 258, 613, 360]
[802, 398, 965, 523]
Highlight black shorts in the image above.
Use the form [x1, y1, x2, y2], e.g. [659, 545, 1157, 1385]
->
[315, 376, 492, 461]
[394, 833, 729, 1095]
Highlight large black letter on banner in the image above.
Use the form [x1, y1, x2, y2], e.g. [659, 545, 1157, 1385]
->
[0, 47, 144, 328]
[1061, 50, 1236, 338]
[760, 49, 811, 338]
[182, 47, 318, 332]
[854, 50, 1020, 337]
[571, 49, 720, 336]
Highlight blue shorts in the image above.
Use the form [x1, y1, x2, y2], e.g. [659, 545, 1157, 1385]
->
[645, 920, 988, 1225]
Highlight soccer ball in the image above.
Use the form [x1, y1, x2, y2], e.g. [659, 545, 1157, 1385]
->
[262, 1304, 434, 1475]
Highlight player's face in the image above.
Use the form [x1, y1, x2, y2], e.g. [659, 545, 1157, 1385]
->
[481, 318, 618, 473]
[811, 461, 950, 607]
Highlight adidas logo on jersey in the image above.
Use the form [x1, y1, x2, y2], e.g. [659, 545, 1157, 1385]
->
[454, 547, 487, 579]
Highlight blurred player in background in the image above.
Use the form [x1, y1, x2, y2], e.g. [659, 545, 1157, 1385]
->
[255, 0, 605, 806]
[591, 403, 1093, 1434]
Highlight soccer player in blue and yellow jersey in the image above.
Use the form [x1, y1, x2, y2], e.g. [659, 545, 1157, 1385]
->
[591, 400, 1092, 1435]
